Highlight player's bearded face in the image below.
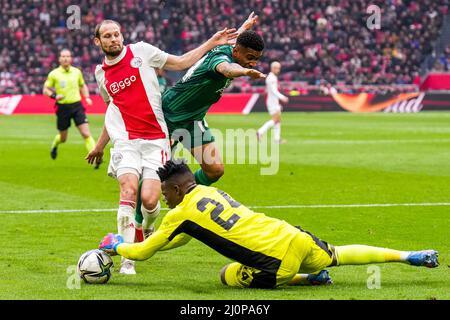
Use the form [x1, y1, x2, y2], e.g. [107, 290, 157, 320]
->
[99, 37, 123, 57]
[96, 25, 124, 57]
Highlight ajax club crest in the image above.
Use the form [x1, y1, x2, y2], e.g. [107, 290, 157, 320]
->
[130, 57, 143, 68]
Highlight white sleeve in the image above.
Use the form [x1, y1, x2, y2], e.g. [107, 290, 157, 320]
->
[95, 65, 110, 105]
[134, 41, 169, 68]
[266, 77, 286, 100]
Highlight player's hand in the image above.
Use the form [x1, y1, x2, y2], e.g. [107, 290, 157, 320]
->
[240, 11, 259, 31]
[281, 96, 289, 104]
[85, 97, 93, 106]
[245, 69, 266, 79]
[99, 233, 123, 256]
[210, 28, 239, 46]
[85, 146, 104, 165]
[55, 94, 65, 101]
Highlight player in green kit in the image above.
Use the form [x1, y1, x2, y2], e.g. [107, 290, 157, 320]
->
[164, 30, 264, 186]
[134, 13, 266, 239]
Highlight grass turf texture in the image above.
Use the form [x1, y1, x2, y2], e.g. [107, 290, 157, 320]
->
[0, 112, 448, 300]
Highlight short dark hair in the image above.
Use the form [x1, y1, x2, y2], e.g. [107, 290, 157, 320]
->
[94, 19, 121, 39]
[157, 159, 193, 182]
[236, 30, 265, 52]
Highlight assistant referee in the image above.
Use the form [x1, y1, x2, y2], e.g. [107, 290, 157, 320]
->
[43, 48, 100, 168]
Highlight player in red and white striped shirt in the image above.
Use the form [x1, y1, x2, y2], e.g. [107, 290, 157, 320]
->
[86, 20, 237, 274]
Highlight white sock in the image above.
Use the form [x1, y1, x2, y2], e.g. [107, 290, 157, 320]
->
[117, 201, 136, 267]
[400, 251, 411, 261]
[274, 122, 281, 142]
[142, 201, 160, 230]
[258, 120, 275, 136]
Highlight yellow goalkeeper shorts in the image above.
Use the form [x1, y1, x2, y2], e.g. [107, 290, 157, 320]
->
[222, 230, 334, 288]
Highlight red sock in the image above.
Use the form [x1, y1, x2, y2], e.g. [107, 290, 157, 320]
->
[135, 227, 144, 242]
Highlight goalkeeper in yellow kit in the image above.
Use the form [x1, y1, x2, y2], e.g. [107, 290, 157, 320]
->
[99, 160, 439, 289]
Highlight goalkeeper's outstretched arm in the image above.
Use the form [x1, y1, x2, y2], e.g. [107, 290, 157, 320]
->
[115, 231, 171, 261]
[106, 231, 192, 261]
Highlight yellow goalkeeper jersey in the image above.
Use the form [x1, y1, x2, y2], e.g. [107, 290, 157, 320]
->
[117, 185, 301, 274]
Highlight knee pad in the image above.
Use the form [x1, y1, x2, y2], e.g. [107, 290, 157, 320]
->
[220, 262, 253, 288]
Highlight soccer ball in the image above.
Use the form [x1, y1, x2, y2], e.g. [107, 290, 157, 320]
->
[77, 249, 114, 284]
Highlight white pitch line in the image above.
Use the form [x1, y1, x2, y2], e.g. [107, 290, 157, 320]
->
[0, 208, 119, 214]
[2, 138, 450, 145]
[248, 202, 450, 209]
[1, 202, 450, 214]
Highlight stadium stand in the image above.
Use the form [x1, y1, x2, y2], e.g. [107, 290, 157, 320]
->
[0, 0, 449, 95]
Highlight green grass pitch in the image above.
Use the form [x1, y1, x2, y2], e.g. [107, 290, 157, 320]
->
[0, 112, 448, 300]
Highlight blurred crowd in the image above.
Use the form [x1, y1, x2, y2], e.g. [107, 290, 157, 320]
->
[432, 44, 450, 72]
[0, 0, 449, 95]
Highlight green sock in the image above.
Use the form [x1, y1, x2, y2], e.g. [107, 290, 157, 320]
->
[51, 134, 61, 149]
[194, 169, 218, 186]
[84, 136, 96, 152]
[134, 180, 143, 225]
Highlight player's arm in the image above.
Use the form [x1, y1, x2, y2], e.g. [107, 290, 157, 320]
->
[78, 71, 92, 106]
[99, 231, 169, 261]
[163, 28, 238, 71]
[86, 125, 109, 165]
[237, 12, 258, 34]
[159, 233, 192, 251]
[80, 84, 92, 106]
[118, 231, 171, 261]
[42, 85, 54, 97]
[119, 232, 191, 258]
[43, 73, 64, 101]
[228, 11, 258, 46]
[100, 211, 192, 260]
[100, 230, 185, 261]
[215, 61, 266, 80]
[267, 78, 288, 102]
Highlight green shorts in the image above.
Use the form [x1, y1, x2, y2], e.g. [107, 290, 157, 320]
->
[167, 118, 215, 149]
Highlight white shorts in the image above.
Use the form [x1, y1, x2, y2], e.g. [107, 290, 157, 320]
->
[107, 138, 170, 181]
[267, 103, 281, 116]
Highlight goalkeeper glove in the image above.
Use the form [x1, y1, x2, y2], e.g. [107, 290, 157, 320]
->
[99, 233, 123, 255]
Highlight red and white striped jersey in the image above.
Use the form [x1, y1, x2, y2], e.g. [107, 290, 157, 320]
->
[95, 42, 169, 143]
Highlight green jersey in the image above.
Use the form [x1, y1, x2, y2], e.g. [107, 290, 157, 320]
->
[162, 45, 233, 123]
[158, 76, 168, 94]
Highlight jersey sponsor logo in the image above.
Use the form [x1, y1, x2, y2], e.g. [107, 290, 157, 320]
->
[130, 57, 143, 68]
[60, 80, 67, 88]
[109, 75, 137, 95]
